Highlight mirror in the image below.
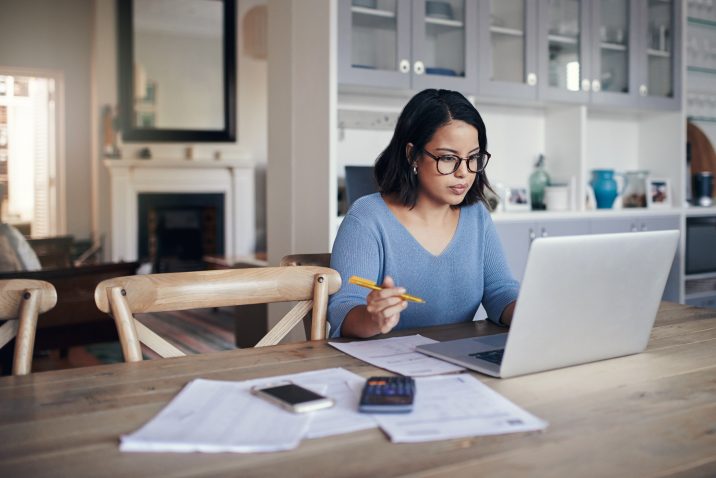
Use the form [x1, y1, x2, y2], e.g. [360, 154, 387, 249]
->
[117, 0, 236, 142]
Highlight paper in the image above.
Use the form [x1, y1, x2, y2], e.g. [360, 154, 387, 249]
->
[120, 368, 376, 453]
[372, 374, 548, 443]
[329, 335, 465, 376]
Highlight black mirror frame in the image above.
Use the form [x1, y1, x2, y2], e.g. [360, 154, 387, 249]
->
[117, 0, 237, 142]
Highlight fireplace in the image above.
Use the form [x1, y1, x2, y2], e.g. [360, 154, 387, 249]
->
[138, 193, 225, 272]
[105, 158, 255, 263]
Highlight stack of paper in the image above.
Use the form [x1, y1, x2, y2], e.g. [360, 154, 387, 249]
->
[329, 335, 465, 376]
[120, 368, 377, 453]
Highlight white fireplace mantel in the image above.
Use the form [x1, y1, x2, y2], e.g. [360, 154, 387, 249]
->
[104, 158, 255, 263]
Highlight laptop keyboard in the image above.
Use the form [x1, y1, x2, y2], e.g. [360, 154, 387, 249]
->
[468, 349, 504, 365]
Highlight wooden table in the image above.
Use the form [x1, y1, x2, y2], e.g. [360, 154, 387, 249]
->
[1, 302, 715, 477]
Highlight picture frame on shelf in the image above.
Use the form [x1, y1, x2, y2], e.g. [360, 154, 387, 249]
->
[503, 185, 531, 212]
[647, 178, 671, 208]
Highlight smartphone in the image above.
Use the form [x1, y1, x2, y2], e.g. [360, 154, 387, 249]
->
[250, 382, 334, 413]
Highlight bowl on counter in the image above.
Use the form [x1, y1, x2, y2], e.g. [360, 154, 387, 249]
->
[426, 1, 453, 20]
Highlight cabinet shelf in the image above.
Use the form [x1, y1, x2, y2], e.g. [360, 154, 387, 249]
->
[490, 26, 524, 37]
[687, 17, 716, 29]
[688, 115, 716, 123]
[351, 6, 395, 19]
[425, 17, 463, 28]
[600, 42, 627, 52]
[548, 34, 578, 45]
[647, 48, 671, 58]
[687, 65, 716, 75]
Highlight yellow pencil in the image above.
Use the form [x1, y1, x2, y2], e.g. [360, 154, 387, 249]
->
[348, 275, 426, 304]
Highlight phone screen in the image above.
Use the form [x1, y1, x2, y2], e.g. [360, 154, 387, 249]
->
[260, 384, 325, 405]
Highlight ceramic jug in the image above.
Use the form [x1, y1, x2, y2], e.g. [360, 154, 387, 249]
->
[591, 169, 618, 209]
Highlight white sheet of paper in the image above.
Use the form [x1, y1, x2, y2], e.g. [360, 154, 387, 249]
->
[120, 368, 376, 453]
[372, 374, 548, 443]
[329, 335, 465, 376]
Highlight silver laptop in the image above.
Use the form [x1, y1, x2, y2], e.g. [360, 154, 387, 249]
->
[416, 230, 680, 378]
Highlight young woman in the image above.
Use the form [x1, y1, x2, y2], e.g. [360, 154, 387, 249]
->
[328, 89, 519, 338]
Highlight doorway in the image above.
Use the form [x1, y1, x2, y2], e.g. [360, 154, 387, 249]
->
[0, 70, 62, 237]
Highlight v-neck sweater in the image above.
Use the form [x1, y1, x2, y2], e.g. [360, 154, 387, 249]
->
[328, 193, 520, 338]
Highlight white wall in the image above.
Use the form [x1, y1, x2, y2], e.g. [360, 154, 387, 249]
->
[0, 0, 93, 239]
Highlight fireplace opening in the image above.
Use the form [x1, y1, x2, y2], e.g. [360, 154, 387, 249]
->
[138, 193, 224, 272]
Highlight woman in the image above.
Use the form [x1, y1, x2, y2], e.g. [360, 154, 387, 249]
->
[328, 89, 519, 338]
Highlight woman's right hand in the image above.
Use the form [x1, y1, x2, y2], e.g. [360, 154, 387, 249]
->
[365, 275, 408, 334]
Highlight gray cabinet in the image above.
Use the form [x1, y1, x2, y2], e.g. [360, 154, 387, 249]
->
[495, 218, 590, 281]
[477, 0, 539, 99]
[590, 214, 681, 302]
[338, 0, 477, 91]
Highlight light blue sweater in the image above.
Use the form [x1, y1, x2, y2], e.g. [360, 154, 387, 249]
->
[328, 193, 520, 338]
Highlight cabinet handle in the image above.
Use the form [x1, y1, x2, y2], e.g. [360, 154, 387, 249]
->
[541, 228, 548, 238]
[630, 223, 638, 232]
[413, 61, 425, 75]
[639, 84, 648, 96]
[581, 79, 591, 92]
[592, 79, 601, 92]
[399, 59, 410, 74]
[527, 73, 537, 86]
[528, 228, 536, 244]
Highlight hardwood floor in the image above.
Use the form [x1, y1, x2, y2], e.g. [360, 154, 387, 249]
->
[30, 307, 237, 372]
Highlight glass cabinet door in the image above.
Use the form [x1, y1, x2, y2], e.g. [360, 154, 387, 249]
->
[478, 0, 538, 99]
[590, 0, 637, 105]
[638, 0, 682, 109]
[538, 0, 591, 102]
[338, 0, 412, 89]
[411, 0, 477, 91]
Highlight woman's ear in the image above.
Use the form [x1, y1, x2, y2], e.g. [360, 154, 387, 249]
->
[405, 143, 414, 163]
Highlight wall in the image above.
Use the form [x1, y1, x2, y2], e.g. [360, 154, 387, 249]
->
[0, 0, 93, 239]
[93, 0, 268, 257]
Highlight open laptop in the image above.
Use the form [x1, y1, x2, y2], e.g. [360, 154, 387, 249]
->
[416, 230, 680, 378]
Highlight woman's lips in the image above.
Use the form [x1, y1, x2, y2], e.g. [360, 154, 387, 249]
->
[449, 184, 468, 194]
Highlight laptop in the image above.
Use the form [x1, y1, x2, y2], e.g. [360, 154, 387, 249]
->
[416, 230, 680, 378]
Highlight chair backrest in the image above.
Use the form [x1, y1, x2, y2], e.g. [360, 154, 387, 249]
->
[94, 266, 341, 363]
[0, 279, 57, 375]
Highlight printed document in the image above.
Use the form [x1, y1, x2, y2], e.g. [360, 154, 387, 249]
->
[120, 368, 376, 453]
[372, 374, 548, 443]
[329, 335, 465, 376]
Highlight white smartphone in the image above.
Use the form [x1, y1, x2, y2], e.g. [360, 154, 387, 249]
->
[250, 382, 334, 413]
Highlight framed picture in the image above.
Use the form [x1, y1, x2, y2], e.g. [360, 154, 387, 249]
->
[647, 178, 671, 208]
[503, 185, 531, 212]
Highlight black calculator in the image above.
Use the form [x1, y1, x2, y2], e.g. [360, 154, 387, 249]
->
[358, 376, 415, 413]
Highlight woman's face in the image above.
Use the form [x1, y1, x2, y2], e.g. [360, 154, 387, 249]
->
[412, 120, 479, 208]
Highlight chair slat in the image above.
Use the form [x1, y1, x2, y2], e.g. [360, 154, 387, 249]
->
[134, 319, 185, 358]
[255, 300, 313, 347]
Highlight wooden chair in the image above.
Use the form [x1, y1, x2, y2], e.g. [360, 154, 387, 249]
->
[94, 266, 341, 363]
[280, 254, 332, 337]
[0, 279, 57, 375]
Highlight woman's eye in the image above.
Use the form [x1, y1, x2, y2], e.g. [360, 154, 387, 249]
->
[440, 156, 459, 162]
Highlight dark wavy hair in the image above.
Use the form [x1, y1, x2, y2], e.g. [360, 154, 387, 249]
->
[374, 89, 492, 209]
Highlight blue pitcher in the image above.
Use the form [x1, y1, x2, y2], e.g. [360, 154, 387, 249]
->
[591, 169, 618, 209]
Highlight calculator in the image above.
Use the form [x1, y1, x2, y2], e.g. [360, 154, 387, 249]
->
[358, 376, 415, 413]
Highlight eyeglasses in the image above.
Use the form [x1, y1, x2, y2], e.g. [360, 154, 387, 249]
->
[423, 150, 491, 175]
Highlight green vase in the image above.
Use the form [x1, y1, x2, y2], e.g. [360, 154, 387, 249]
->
[529, 155, 550, 210]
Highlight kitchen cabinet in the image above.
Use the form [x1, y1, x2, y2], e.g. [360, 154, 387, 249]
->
[537, 0, 681, 109]
[494, 217, 590, 281]
[338, 0, 477, 91]
[589, 214, 680, 302]
[477, 0, 539, 100]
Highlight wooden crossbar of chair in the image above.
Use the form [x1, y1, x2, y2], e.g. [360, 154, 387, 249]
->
[94, 266, 342, 363]
[0, 279, 57, 375]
